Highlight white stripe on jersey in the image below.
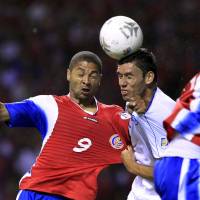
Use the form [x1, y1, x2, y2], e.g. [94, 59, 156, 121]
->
[19, 95, 58, 183]
[178, 158, 190, 200]
[190, 97, 200, 112]
[29, 95, 58, 150]
[16, 190, 23, 200]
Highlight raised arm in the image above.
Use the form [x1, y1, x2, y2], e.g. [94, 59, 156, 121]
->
[121, 145, 153, 180]
[164, 73, 200, 144]
[0, 102, 10, 122]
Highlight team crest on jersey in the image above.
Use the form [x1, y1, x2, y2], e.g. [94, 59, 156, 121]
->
[120, 112, 131, 120]
[161, 138, 168, 147]
[109, 134, 124, 149]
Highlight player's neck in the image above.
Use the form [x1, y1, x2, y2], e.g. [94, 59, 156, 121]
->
[142, 86, 157, 108]
[69, 95, 97, 113]
[79, 98, 97, 113]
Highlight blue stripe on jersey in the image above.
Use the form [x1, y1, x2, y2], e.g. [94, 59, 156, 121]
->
[176, 111, 200, 135]
[17, 190, 69, 200]
[186, 159, 200, 199]
[154, 157, 200, 200]
[5, 100, 48, 139]
[154, 157, 182, 200]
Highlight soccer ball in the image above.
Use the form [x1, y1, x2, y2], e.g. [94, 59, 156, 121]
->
[99, 16, 143, 60]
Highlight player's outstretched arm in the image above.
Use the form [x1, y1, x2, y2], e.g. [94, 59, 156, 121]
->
[121, 145, 153, 180]
[0, 102, 10, 122]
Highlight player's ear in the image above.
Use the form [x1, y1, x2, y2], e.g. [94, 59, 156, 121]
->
[145, 71, 154, 85]
[67, 69, 70, 81]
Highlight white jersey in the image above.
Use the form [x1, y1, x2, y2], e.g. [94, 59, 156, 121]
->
[127, 88, 175, 200]
[162, 135, 200, 159]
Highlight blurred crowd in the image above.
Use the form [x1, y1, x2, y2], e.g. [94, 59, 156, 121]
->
[0, 0, 199, 199]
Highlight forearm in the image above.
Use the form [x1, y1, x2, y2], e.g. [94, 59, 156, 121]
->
[0, 102, 10, 122]
[121, 146, 154, 180]
[125, 161, 153, 180]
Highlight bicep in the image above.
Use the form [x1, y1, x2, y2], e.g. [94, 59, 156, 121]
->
[5, 100, 40, 127]
[2, 95, 57, 139]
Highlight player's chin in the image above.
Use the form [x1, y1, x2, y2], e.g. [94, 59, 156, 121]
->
[121, 93, 130, 101]
[79, 92, 93, 99]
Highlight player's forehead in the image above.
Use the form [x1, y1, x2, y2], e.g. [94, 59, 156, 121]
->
[72, 60, 100, 73]
[117, 62, 139, 74]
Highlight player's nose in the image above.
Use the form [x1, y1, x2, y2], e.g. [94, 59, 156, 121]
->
[82, 75, 90, 84]
[120, 78, 127, 87]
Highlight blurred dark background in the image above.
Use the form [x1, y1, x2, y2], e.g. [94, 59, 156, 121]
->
[0, 0, 199, 199]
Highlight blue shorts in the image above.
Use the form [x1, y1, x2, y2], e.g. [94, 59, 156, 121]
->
[16, 190, 71, 200]
[154, 157, 200, 200]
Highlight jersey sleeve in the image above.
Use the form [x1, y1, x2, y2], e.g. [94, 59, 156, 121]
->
[5, 100, 43, 128]
[164, 73, 200, 143]
[5, 95, 58, 139]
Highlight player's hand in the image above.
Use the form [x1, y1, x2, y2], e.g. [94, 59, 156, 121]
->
[121, 145, 136, 173]
[0, 102, 10, 122]
[127, 96, 146, 115]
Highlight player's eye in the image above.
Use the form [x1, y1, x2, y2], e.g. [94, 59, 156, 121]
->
[117, 74, 123, 79]
[127, 75, 133, 79]
[90, 73, 99, 79]
[77, 73, 84, 77]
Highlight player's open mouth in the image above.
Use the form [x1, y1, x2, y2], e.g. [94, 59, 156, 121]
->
[121, 90, 128, 95]
[81, 88, 90, 94]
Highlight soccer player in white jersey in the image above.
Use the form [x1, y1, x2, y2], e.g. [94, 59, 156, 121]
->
[0, 51, 130, 200]
[154, 72, 200, 200]
[116, 48, 176, 200]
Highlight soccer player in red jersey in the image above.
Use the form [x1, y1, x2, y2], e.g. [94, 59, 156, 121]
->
[0, 51, 130, 200]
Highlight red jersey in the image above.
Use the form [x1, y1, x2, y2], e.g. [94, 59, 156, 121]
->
[6, 95, 129, 200]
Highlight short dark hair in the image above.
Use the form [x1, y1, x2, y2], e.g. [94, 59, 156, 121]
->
[118, 48, 157, 82]
[69, 51, 102, 73]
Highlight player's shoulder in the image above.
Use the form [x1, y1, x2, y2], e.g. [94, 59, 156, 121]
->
[28, 95, 54, 104]
[98, 102, 123, 112]
[156, 88, 175, 105]
[27, 95, 61, 111]
[98, 102, 131, 121]
[53, 95, 70, 103]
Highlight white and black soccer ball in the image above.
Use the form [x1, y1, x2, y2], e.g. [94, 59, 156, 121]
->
[99, 16, 143, 60]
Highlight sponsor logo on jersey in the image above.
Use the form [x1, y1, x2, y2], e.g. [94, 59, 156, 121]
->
[120, 112, 131, 120]
[161, 138, 168, 147]
[83, 116, 98, 123]
[109, 134, 124, 149]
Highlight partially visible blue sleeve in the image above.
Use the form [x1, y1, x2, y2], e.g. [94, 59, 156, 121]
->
[5, 100, 47, 138]
[175, 109, 200, 135]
